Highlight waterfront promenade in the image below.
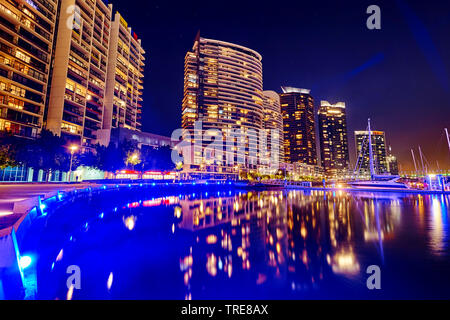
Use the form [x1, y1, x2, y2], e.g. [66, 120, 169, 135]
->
[0, 183, 95, 235]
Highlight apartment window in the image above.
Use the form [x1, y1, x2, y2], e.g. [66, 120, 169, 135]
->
[61, 122, 79, 134]
[10, 84, 26, 97]
[15, 50, 31, 63]
[66, 80, 74, 91]
[22, 8, 35, 20]
[7, 96, 25, 109]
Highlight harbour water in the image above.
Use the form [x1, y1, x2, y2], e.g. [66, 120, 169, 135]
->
[35, 189, 450, 299]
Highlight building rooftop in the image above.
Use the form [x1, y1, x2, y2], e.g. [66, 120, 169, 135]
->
[281, 87, 311, 94]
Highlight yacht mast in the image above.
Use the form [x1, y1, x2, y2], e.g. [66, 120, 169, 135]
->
[418, 146, 426, 174]
[445, 128, 450, 158]
[368, 118, 375, 179]
[411, 149, 418, 174]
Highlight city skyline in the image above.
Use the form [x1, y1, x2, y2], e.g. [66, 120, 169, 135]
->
[1, 0, 450, 304]
[106, 0, 450, 171]
[1, 0, 449, 173]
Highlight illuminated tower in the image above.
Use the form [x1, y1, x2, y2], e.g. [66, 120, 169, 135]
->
[355, 130, 388, 175]
[181, 34, 264, 175]
[386, 146, 399, 175]
[0, 0, 59, 138]
[99, 11, 145, 146]
[46, 0, 112, 147]
[317, 101, 350, 177]
[262, 90, 283, 169]
[280, 87, 317, 165]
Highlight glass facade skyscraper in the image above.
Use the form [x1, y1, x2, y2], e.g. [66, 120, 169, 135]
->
[318, 101, 350, 177]
[280, 87, 317, 166]
[181, 34, 264, 176]
[354, 130, 388, 175]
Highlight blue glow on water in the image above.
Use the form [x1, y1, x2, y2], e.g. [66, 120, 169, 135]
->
[35, 189, 450, 300]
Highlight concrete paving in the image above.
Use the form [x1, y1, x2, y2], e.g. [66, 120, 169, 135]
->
[0, 183, 92, 229]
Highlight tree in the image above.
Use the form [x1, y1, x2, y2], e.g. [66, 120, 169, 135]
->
[14, 130, 71, 181]
[0, 133, 18, 169]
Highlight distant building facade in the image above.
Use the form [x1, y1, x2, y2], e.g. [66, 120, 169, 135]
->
[386, 146, 399, 175]
[100, 11, 145, 146]
[110, 127, 175, 150]
[354, 130, 388, 175]
[280, 87, 317, 166]
[318, 101, 350, 177]
[262, 90, 283, 170]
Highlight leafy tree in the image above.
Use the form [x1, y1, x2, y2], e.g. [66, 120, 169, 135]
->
[0, 133, 18, 169]
[14, 130, 71, 181]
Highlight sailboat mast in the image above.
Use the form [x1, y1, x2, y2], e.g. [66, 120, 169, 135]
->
[411, 149, 418, 174]
[445, 128, 450, 158]
[368, 118, 375, 179]
[418, 146, 426, 174]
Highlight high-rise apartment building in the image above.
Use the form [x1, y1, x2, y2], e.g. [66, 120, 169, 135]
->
[262, 90, 283, 168]
[99, 11, 145, 146]
[280, 87, 317, 165]
[46, 0, 112, 147]
[355, 130, 388, 175]
[181, 35, 264, 176]
[386, 146, 399, 175]
[0, 0, 58, 138]
[317, 100, 350, 177]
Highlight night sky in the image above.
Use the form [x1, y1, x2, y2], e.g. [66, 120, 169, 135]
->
[108, 0, 450, 171]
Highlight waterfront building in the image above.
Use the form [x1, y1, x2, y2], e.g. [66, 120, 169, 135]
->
[317, 101, 350, 178]
[280, 87, 317, 166]
[46, 0, 112, 147]
[354, 129, 388, 175]
[281, 162, 324, 180]
[262, 90, 283, 171]
[386, 146, 399, 175]
[98, 11, 145, 146]
[0, 0, 58, 138]
[110, 127, 175, 150]
[181, 34, 264, 177]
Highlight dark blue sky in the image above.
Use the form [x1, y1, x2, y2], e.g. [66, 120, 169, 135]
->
[109, 0, 450, 171]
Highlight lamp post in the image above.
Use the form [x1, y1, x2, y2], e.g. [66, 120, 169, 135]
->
[131, 153, 138, 170]
[68, 145, 79, 182]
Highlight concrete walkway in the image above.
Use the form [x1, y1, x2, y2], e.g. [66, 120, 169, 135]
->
[0, 183, 93, 232]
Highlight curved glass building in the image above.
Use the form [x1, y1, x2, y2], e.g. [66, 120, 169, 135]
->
[263, 90, 283, 169]
[182, 34, 264, 178]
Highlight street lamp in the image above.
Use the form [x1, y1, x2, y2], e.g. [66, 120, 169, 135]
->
[126, 152, 140, 170]
[131, 153, 138, 170]
[68, 145, 79, 182]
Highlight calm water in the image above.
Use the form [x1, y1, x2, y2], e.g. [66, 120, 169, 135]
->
[36, 189, 450, 299]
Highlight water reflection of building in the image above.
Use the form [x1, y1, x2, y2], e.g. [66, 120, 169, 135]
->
[175, 190, 403, 299]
